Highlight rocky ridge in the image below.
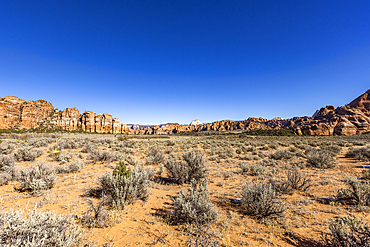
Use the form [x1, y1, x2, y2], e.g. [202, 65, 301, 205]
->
[1, 89, 369, 135]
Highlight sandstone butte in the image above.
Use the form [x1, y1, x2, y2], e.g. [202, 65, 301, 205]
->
[0, 89, 370, 135]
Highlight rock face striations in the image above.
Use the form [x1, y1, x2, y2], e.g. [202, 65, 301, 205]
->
[0, 96, 130, 134]
[1, 89, 370, 135]
[296, 89, 370, 135]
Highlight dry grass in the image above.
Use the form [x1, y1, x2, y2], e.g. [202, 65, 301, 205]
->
[0, 132, 369, 246]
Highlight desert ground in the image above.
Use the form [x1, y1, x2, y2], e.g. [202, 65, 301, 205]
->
[0, 132, 370, 246]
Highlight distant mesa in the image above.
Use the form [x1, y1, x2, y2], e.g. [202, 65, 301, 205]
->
[1, 89, 370, 135]
[190, 119, 202, 126]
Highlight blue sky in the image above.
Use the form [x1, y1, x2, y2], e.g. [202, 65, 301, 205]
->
[0, 1, 369, 124]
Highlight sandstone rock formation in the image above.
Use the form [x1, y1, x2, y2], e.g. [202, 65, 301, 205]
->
[1, 89, 369, 135]
[0, 96, 130, 134]
[296, 89, 370, 135]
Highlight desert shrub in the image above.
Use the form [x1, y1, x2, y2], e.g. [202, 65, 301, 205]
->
[240, 180, 286, 219]
[55, 160, 85, 174]
[164, 150, 207, 183]
[54, 138, 79, 150]
[13, 145, 43, 162]
[324, 216, 370, 247]
[89, 150, 119, 163]
[0, 154, 15, 172]
[346, 147, 370, 162]
[336, 176, 370, 206]
[269, 143, 279, 150]
[166, 140, 176, 146]
[164, 157, 189, 184]
[305, 148, 336, 169]
[0, 142, 15, 154]
[81, 195, 111, 228]
[321, 145, 342, 157]
[363, 169, 370, 180]
[286, 168, 311, 191]
[26, 138, 49, 147]
[18, 163, 56, 195]
[145, 146, 165, 165]
[270, 168, 311, 195]
[99, 165, 150, 209]
[173, 179, 218, 225]
[113, 161, 131, 178]
[249, 164, 267, 176]
[121, 154, 139, 166]
[54, 153, 72, 164]
[81, 143, 97, 153]
[183, 150, 207, 181]
[270, 150, 294, 160]
[0, 207, 84, 246]
[239, 162, 250, 174]
[0, 172, 14, 186]
[187, 223, 220, 247]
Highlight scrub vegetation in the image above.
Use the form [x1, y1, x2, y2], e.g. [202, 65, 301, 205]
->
[0, 131, 370, 246]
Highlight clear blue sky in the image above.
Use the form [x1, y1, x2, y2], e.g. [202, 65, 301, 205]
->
[0, 1, 369, 124]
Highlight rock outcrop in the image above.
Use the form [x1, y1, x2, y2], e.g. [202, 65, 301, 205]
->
[0, 96, 131, 134]
[296, 89, 370, 135]
[0, 96, 54, 130]
[1, 89, 370, 135]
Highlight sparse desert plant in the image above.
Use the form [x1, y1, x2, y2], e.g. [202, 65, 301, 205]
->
[99, 165, 150, 209]
[270, 149, 294, 160]
[363, 169, 370, 180]
[336, 176, 370, 206]
[54, 153, 72, 164]
[240, 180, 286, 219]
[0, 206, 84, 246]
[183, 150, 207, 181]
[13, 145, 43, 162]
[145, 146, 165, 165]
[187, 223, 220, 247]
[346, 147, 370, 162]
[81, 143, 97, 153]
[238, 162, 250, 174]
[305, 148, 336, 169]
[81, 195, 111, 228]
[55, 160, 85, 174]
[113, 161, 131, 178]
[26, 138, 49, 147]
[89, 150, 119, 163]
[164, 150, 207, 183]
[321, 145, 342, 157]
[0, 154, 15, 172]
[324, 216, 370, 247]
[54, 138, 79, 150]
[0, 142, 15, 154]
[286, 167, 312, 191]
[270, 168, 311, 195]
[173, 179, 218, 225]
[164, 157, 188, 184]
[249, 164, 267, 176]
[18, 163, 56, 195]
